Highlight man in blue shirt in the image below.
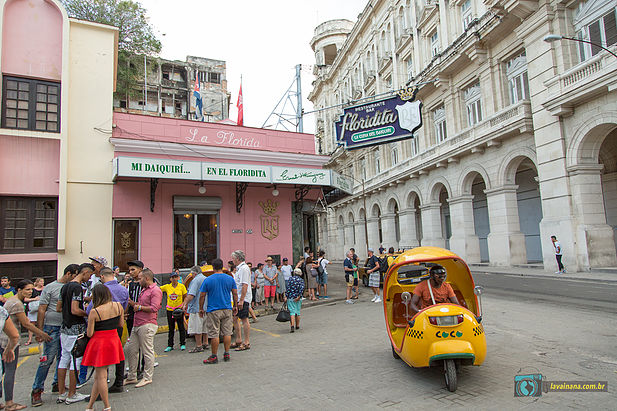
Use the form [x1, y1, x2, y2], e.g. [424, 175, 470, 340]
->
[199, 258, 238, 364]
[85, 267, 128, 392]
[0, 276, 16, 306]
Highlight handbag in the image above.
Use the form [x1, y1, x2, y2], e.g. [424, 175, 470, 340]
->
[276, 301, 291, 322]
[71, 332, 90, 359]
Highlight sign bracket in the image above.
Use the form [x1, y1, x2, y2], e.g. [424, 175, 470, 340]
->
[236, 182, 248, 213]
[150, 178, 159, 212]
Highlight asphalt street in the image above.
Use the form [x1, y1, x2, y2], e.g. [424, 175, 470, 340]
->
[9, 273, 616, 410]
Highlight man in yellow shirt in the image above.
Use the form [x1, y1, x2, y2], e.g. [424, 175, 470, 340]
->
[160, 272, 187, 351]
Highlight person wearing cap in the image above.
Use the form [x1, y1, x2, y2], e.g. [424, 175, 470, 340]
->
[285, 268, 305, 333]
[280, 257, 292, 288]
[410, 265, 459, 314]
[262, 257, 277, 309]
[365, 248, 381, 303]
[160, 272, 187, 352]
[125, 260, 144, 336]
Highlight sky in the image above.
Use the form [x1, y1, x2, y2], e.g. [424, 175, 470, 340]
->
[140, 0, 368, 133]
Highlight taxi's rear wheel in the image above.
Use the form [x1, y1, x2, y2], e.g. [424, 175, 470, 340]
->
[391, 345, 400, 359]
[444, 359, 457, 392]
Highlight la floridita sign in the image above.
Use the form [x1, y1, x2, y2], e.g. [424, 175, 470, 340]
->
[113, 156, 353, 194]
[335, 87, 423, 150]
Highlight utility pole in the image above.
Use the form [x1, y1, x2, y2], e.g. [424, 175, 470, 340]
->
[296, 64, 303, 133]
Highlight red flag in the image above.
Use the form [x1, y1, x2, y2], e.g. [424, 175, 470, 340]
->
[237, 82, 243, 126]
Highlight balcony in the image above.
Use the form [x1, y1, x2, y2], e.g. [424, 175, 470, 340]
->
[161, 78, 187, 89]
[543, 49, 617, 117]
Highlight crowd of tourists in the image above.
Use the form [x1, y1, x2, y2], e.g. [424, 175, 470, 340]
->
[0, 248, 322, 410]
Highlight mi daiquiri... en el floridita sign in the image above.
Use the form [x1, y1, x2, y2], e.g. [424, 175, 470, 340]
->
[112, 156, 353, 194]
[335, 87, 423, 150]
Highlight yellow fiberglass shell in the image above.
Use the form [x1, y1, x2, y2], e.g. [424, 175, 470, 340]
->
[382, 246, 487, 368]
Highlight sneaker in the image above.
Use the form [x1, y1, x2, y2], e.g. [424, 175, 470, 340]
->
[323, 296, 329, 299]
[180, 345, 186, 351]
[123, 378, 138, 385]
[345, 299, 353, 304]
[52, 382, 59, 393]
[135, 379, 152, 388]
[561, 269, 567, 273]
[65, 392, 89, 404]
[203, 355, 218, 364]
[56, 393, 68, 404]
[76, 380, 88, 389]
[555, 271, 561, 274]
[374, 297, 382, 303]
[223, 352, 230, 362]
[290, 327, 295, 333]
[371, 295, 377, 302]
[31, 388, 43, 407]
[164, 346, 173, 352]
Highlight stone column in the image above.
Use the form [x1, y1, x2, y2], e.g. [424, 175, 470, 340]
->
[398, 209, 419, 249]
[367, 217, 380, 250]
[420, 203, 445, 248]
[448, 195, 481, 263]
[355, 220, 368, 256]
[381, 213, 398, 251]
[568, 165, 617, 268]
[485, 185, 527, 265]
[326, 212, 338, 259]
[343, 223, 355, 257]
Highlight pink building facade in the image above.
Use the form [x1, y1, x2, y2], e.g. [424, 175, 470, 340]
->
[111, 113, 346, 273]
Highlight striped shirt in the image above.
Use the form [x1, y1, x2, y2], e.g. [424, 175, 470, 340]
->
[127, 279, 142, 316]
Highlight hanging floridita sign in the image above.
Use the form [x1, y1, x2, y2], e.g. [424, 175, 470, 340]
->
[335, 87, 422, 150]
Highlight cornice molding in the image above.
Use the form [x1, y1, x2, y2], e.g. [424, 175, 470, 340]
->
[110, 138, 330, 167]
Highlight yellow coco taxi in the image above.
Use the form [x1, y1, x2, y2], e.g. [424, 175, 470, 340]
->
[383, 247, 486, 392]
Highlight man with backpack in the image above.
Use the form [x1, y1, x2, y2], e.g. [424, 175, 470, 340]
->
[365, 249, 381, 303]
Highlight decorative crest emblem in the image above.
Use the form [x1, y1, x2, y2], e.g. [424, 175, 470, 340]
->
[259, 199, 279, 240]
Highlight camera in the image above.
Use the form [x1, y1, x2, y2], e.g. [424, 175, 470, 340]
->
[514, 374, 543, 397]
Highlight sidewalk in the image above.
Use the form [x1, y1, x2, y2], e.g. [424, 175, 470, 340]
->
[468, 264, 617, 282]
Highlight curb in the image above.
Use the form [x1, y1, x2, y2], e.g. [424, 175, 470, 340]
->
[473, 269, 617, 283]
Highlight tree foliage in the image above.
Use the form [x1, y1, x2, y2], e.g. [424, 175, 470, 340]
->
[61, 0, 162, 55]
[61, 0, 162, 101]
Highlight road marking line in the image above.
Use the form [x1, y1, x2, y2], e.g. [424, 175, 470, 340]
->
[16, 354, 31, 369]
[251, 327, 280, 338]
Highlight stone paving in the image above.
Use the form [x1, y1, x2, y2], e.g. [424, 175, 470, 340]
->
[11, 281, 616, 410]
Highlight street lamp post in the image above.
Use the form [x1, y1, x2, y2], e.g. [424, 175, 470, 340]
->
[543, 34, 617, 59]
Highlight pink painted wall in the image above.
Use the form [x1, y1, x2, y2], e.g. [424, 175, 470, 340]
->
[2, 0, 63, 80]
[113, 112, 316, 154]
[113, 180, 298, 273]
[0, 135, 60, 196]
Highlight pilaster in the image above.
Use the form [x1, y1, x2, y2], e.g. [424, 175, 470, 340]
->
[448, 195, 481, 263]
[485, 185, 527, 265]
[398, 209, 420, 249]
[420, 203, 445, 248]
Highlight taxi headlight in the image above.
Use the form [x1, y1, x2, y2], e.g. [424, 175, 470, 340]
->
[428, 314, 464, 326]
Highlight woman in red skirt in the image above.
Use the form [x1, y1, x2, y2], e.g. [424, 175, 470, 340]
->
[82, 284, 125, 411]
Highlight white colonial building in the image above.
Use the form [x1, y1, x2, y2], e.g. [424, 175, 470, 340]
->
[309, 0, 617, 271]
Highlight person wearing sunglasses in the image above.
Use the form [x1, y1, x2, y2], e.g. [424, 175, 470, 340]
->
[410, 265, 459, 314]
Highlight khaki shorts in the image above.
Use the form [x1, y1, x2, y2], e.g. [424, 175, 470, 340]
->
[187, 312, 208, 335]
[206, 309, 233, 337]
